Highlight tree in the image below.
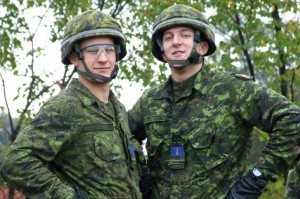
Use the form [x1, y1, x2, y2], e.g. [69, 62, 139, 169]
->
[206, 0, 300, 102]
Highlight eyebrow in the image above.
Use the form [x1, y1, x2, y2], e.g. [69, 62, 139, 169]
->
[163, 28, 193, 37]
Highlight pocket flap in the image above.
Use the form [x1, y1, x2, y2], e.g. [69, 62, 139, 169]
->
[82, 123, 114, 132]
[144, 115, 167, 124]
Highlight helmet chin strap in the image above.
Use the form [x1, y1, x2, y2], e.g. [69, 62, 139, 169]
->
[76, 61, 119, 83]
[74, 43, 119, 83]
[166, 42, 203, 70]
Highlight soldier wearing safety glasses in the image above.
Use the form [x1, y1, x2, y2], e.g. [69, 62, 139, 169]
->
[129, 4, 300, 199]
[1, 10, 144, 198]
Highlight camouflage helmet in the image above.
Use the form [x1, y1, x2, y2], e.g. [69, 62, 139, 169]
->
[61, 10, 126, 65]
[151, 4, 216, 62]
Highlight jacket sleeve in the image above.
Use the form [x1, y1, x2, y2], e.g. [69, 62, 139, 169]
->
[231, 77, 300, 181]
[285, 162, 300, 198]
[0, 99, 77, 198]
[128, 95, 147, 144]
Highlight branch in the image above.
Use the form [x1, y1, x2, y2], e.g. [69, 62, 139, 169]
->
[12, 3, 55, 139]
[98, 0, 105, 11]
[212, 3, 243, 46]
[244, 1, 255, 42]
[235, 12, 256, 80]
[14, 81, 55, 135]
[0, 72, 15, 143]
[32, 5, 52, 38]
[110, 0, 129, 18]
[290, 68, 296, 102]
[25, 4, 53, 109]
[272, 4, 288, 98]
[213, 26, 240, 45]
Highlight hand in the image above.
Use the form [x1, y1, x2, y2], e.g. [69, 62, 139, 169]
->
[226, 168, 268, 199]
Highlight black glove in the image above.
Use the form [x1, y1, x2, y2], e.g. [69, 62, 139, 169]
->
[139, 170, 153, 199]
[227, 168, 268, 199]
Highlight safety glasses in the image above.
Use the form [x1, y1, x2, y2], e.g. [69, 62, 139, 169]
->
[80, 44, 120, 57]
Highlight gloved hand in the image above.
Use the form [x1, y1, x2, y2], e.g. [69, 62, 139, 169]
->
[226, 168, 268, 199]
[139, 170, 153, 199]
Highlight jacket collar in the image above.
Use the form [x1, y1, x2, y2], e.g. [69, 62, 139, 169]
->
[153, 66, 214, 100]
[67, 78, 118, 110]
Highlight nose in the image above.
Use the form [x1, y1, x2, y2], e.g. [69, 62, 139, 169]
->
[172, 34, 181, 45]
[97, 48, 108, 62]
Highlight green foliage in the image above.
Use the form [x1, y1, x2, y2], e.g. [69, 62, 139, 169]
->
[206, 0, 300, 97]
[260, 177, 285, 199]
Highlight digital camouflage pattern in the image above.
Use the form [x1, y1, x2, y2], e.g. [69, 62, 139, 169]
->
[285, 163, 300, 199]
[61, 10, 127, 65]
[128, 66, 300, 199]
[1, 79, 143, 199]
[151, 4, 216, 62]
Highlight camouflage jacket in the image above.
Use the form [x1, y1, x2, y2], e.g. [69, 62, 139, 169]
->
[1, 78, 143, 199]
[128, 66, 300, 199]
[285, 163, 300, 199]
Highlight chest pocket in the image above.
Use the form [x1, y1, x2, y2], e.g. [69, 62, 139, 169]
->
[187, 122, 229, 170]
[144, 114, 169, 138]
[144, 114, 168, 151]
[82, 123, 123, 162]
[144, 115, 168, 170]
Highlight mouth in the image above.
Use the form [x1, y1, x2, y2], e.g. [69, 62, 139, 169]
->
[172, 50, 185, 56]
[94, 66, 110, 70]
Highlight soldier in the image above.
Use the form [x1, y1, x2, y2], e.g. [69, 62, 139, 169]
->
[1, 10, 143, 198]
[128, 4, 300, 199]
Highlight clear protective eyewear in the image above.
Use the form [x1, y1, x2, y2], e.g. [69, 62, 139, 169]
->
[80, 44, 120, 57]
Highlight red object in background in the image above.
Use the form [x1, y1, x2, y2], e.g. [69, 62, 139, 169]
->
[0, 184, 25, 199]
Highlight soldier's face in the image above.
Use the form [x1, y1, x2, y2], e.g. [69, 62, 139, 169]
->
[161, 26, 195, 61]
[70, 36, 117, 79]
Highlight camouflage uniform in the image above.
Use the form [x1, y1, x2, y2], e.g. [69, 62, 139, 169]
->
[129, 4, 300, 198]
[1, 10, 143, 199]
[1, 79, 143, 198]
[128, 66, 300, 199]
[285, 163, 300, 199]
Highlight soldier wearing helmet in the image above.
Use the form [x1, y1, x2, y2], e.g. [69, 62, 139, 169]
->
[128, 4, 300, 199]
[1, 10, 143, 198]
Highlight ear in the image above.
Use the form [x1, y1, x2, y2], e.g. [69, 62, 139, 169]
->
[68, 52, 79, 66]
[196, 41, 209, 56]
